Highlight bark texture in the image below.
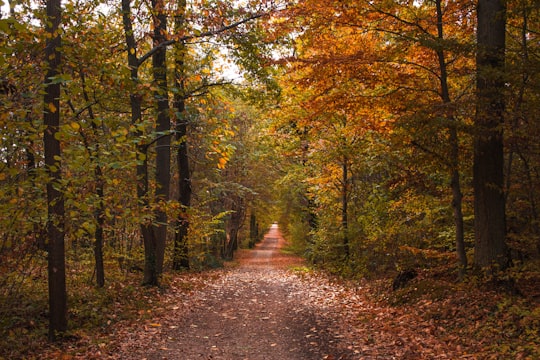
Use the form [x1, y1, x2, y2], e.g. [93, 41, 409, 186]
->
[474, 0, 508, 270]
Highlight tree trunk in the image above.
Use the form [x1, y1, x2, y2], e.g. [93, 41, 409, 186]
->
[474, 0, 508, 270]
[249, 212, 256, 248]
[342, 155, 349, 259]
[173, 0, 191, 270]
[79, 71, 105, 288]
[44, 0, 67, 340]
[224, 198, 245, 260]
[173, 109, 191, 270]
[435, 0, 467, 273]
[121, 0, 157, 285]
[94, 168, 105, 288]
[451, 165, 467, 272]
[151, 0, 171, 278]
[227, 227, 239, 259]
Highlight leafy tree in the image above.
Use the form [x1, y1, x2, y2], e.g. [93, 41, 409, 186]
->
[366, 0, 475, 273]
[149, 0, 171, 283]
[60, 2, 128, 287]
[172, 0, 191, 270]
[269, 0, 476, 275]
[0, 2, 45, 291]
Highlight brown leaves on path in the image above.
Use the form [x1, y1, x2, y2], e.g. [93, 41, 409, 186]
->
[35, 225, 538, 359]
[105, 225, 464, 359]
[111, 225, 354, 359]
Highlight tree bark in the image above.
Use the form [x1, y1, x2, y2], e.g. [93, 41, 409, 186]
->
[43, 0, 67, 341]
[94, 165, 105, 288]
[150, 0, 171, 280]
[78, 71, 105, 288]
[249, 212, 257, 248]
[173, 0, 192, 270]
[474, 0, 508, 270]
[435, 0, 467, 273]
[224, 197, 245, 260]
[122, 0, 157, 285]
[173, 112, 191, 270]
[342, 155, 349, 259]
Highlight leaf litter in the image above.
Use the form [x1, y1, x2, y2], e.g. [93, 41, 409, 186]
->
[34, 226, 538, 359]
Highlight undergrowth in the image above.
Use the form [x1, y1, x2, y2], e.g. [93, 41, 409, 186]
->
[0, 257, 162, 360]
[381, 264, 540, 359]
[298, 249, 540, 359]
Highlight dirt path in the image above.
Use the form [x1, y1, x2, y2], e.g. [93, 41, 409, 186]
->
[115, 224, 356, 360]
[40, 225, 521, 359]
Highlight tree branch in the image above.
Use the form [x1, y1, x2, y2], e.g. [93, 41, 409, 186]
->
[184, 80, 233, 100]
[411, 140, 450, 168]
[138, 12, 268, 66]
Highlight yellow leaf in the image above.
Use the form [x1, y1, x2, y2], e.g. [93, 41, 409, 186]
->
[218, 157, 227, 169]
[48, 102, 57, 113]
[149, 323, 161, 327]
[129, 48, 135, 55]
[113, 127, 128, 137]
[70, 122, 80, 131]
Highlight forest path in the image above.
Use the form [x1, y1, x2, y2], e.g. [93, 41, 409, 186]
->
[35, 226, 507, 359]
[115, 224, 357, 359]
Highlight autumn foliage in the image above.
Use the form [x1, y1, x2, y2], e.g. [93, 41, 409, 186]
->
[0, 0, 539, 358]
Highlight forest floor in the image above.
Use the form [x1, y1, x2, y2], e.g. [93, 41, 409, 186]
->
[27, 224, 539, 360]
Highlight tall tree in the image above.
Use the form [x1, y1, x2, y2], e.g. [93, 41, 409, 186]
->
[173, 0, 191, 270]
[434, 0, 467, 272]
[119, 0, 275, 280]
[474, 0, 508, 270]
[68, 69, 106, 287]
[43, 0, 67, 340]
[149, 0, 171, 282]
[121, 0, 156, 284]
[366, 0, 472, 272]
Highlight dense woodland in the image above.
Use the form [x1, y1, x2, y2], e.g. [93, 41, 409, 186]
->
[1, 0, 539, 357]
